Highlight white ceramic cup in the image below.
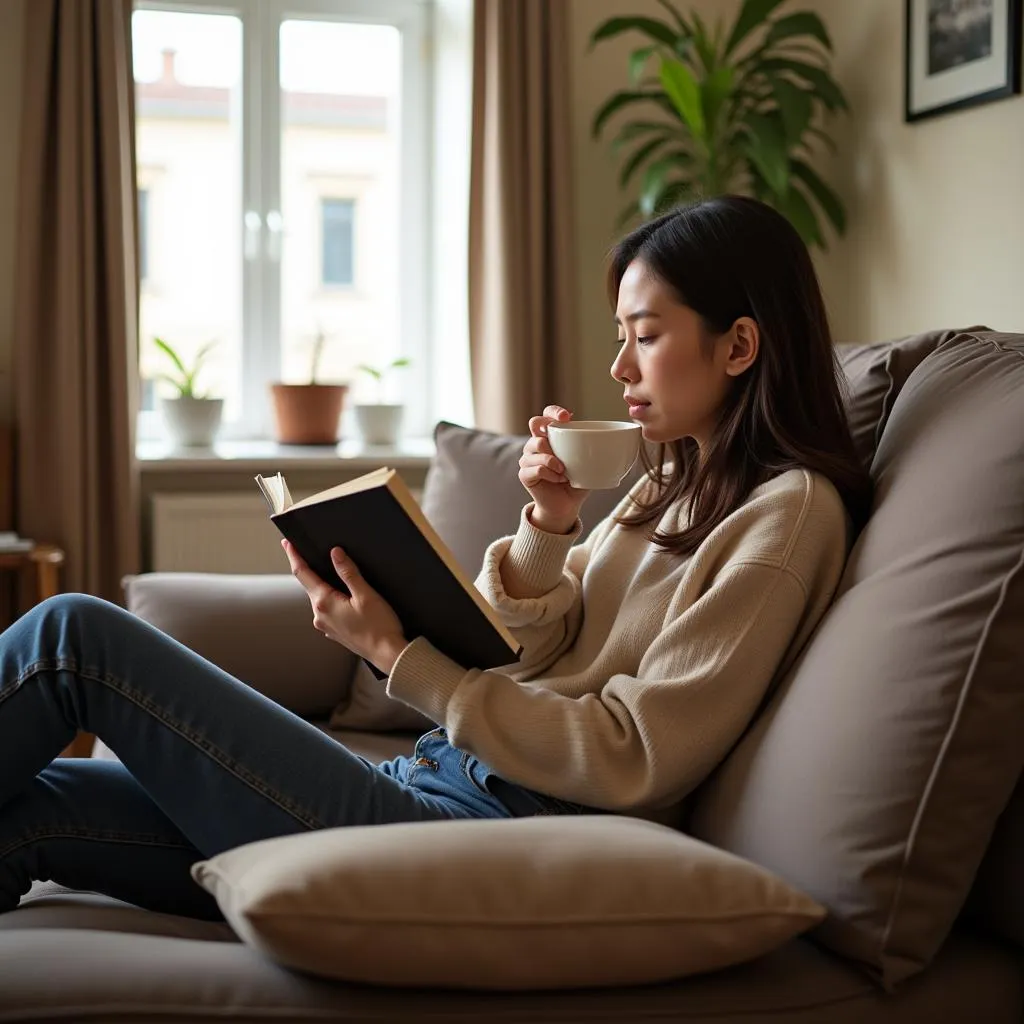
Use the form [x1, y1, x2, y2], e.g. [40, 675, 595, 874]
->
[546, 420, 642, 490]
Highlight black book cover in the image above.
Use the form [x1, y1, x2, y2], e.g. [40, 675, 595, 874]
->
[266, 472, 522, 679]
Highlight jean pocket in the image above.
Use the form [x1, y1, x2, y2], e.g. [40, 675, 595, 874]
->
[459, 751, 492, 797]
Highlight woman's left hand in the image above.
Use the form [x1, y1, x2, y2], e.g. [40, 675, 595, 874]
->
[281, 539, 409, 675]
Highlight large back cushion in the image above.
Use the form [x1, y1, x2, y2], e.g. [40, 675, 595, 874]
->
[689, 331, 1024, 989]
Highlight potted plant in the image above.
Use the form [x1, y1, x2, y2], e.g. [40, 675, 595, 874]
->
[269, 328, 348, 445]
[354, 357, 410, 446]
[153, 336, 223, 447]
[590, 0, 847, 247]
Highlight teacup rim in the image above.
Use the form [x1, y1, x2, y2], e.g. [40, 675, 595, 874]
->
[547, 420, 640, 433]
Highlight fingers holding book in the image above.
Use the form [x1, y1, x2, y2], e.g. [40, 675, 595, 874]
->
[280, 538, 410, 675]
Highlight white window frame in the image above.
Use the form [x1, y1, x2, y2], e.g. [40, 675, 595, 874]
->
[134, 0, 434, 441]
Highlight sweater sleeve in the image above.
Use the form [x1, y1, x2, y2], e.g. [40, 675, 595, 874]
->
[387, 560, 820, 813]
[472, 501, 624, 677]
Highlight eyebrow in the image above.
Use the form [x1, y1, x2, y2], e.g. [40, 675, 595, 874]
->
[614, 309, 661, 326]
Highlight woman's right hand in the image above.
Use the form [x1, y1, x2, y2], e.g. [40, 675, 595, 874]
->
[518, 405, 590, 534]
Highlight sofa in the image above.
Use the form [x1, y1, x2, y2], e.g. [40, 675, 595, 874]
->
[1, 328, 1023, 1022]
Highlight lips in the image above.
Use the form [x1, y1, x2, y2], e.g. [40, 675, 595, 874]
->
[625, 397, 650, 410]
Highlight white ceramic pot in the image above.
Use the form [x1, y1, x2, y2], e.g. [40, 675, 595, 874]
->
[355, 404, 404, 446]
[160, 396, 224, 447]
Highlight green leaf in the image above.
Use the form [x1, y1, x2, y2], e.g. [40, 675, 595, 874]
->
[358, 364, 383, 381]
[689, 11, 718, 73]
[653, 0, 693, 37]
[592, 90, 667, 137]
[590, 16, 679, 50]
[724, 0, 788, 56]
[759, 58, 848, 111]
[791, 159, 846, 234]
[629, 45, 658, 85]
[802, 124, 838, 155]
[660, 60, 705, 141]
[741, 111, 789, 195]
[610, 120, 675, 152]
[639, 155, 680, 215]
[770, 75, 813, 143]
[702, 65, 735, 138]
[153, 336, 189, 380]
[765, 12, 832, 51]
[619, 135, 674, 187]
[391, 357, 411, 369]
[777, 183, 823, 247]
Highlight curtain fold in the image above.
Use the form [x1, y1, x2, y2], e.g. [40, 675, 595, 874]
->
[13, 0, 140, 604]
[468, 0, 580, 434]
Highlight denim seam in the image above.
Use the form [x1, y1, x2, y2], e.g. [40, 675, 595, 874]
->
[0, 826, 195, 861]
[7, 656, 327, 831]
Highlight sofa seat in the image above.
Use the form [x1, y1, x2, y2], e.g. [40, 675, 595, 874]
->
[1, 880, 1019, 1023]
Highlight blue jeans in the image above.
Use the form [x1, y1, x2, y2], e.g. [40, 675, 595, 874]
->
[0, 594, 589, 920]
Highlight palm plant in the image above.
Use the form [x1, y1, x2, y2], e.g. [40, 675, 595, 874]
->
[590, 0, 848, 248]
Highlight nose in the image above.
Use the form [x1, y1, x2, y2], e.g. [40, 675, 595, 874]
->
[610, 343, 636, 385]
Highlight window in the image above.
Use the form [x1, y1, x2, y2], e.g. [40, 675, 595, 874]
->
[132, 0, 437, 440]
[321, 198, 354, 286]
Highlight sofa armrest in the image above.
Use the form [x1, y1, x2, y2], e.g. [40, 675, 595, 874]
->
[122, 573, 358, 718]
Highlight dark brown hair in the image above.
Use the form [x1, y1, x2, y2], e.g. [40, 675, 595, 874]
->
[607, 195, 872, 555]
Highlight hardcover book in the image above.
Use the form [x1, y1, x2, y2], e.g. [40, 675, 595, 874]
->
[256, 467, 522, 676]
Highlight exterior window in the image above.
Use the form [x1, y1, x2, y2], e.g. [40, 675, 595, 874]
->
[321, 198, 354, 286]
[131, 0, 432, 439]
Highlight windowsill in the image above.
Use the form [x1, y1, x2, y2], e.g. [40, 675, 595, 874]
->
[136, 435, 436, 472]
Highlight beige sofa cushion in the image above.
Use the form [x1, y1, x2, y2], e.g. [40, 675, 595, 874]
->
[192, 816, 825, 990]
[123, 572, 358, 718]
[690, 331, 1024, 989]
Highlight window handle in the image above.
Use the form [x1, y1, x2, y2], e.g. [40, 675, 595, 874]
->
[266, 210, 284, 262]
[244, 211, 262, 260]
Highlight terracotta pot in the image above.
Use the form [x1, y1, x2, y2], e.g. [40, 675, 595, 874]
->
[269, 383, 347, 445]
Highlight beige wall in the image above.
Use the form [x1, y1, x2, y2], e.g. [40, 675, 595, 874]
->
[0, 0, 24, 423]
[568, 0, 1024, 420]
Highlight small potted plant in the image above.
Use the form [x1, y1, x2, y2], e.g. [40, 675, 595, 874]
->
[269, 328, 348, 445]
[153, 336, 223, 447]
[355, 357, 410, 446]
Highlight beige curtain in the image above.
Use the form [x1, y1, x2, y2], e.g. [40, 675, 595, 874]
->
[469, 0, 580, 434]
[13, 0, 140, 603]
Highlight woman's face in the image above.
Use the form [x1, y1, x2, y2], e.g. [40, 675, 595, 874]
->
[610, 259, 751, 448]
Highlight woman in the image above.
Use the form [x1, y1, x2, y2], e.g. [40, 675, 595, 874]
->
[0, 196, 871, 920]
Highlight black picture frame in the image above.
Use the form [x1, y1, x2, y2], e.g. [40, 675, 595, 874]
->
[905, 0, 1022, 122]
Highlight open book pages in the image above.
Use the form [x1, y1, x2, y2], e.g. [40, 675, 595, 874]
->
[255, 467, 397, 517]
[254, 472, 296, 515]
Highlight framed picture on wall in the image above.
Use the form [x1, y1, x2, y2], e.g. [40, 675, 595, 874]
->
[905, 0, 1022, 121]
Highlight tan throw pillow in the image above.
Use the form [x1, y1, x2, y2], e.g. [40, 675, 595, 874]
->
[192, 816, 824, 991]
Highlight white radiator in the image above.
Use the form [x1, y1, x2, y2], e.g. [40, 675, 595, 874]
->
[150, 488, 425, 574]
[151, 493, 284, 574]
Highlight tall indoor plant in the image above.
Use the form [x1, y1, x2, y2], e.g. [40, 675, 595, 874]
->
[590, 0, 848, 247]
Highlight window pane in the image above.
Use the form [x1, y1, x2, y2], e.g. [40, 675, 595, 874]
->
[132, 10, 243, 418]
[321, 198, 354, 286]
[279, 20, 402, 396]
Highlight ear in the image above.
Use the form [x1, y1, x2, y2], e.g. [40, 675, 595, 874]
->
[724, 317, 759, 377]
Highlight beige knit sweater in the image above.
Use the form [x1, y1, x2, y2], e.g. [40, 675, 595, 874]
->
[388, 467, 850, 821]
